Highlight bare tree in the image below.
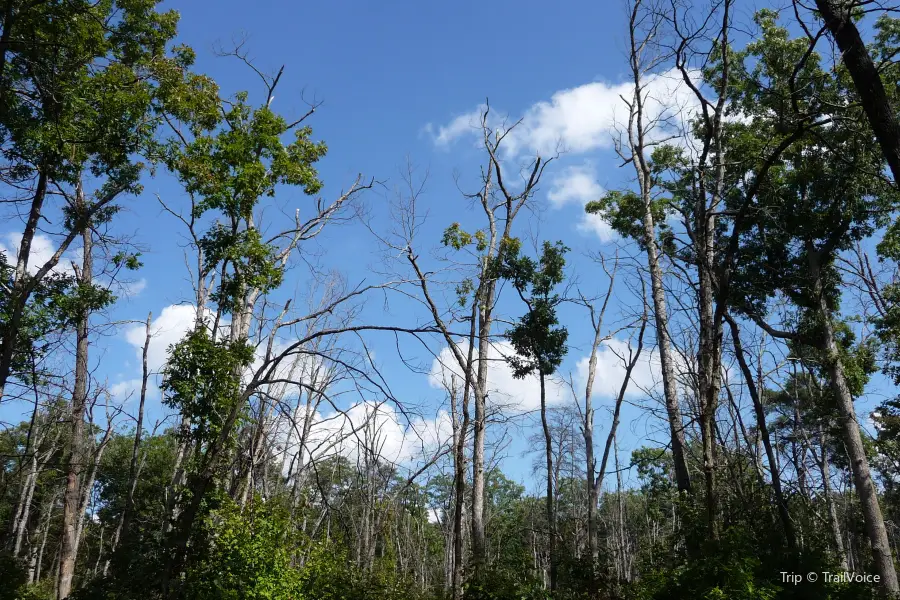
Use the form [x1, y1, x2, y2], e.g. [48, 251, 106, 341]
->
[619, 0, 692, 497]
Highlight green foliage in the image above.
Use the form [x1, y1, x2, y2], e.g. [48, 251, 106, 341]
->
[164, 85, 327, 320]
[167, 95, 325, 222]
[788, 316, 877, 398]
[161, 328, 255, 446]
[296, 542, 414, 600]
[199, 225, 284, 313]
[183, 496, 303, 600]
[442, 223, 488, 253]
[586, 189, 673, 253]
[0, 255, 76, 380]
[464, 568, 550, 600]
[0, 551, 28, 600]
[495, 239, 569, 378]
[628, 532, 777, 600]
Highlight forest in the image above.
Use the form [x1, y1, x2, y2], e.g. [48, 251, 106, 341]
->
[3, 0, 900, 598]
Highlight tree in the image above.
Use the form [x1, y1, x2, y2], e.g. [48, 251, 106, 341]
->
[588, 0, 692, 499]
[496, 239, 569, 591]
[810, 0, 900, 185]
[0, 0, 218, 404]
[717, 10, 900, 593]
[394, 112, 553, 594]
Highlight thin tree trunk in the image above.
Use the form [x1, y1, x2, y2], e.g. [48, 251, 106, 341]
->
[471, 303, 490, 578]
[818, 424, 849, 570]
[109, 312, 152, 566]
[57, 192, 92, 600]
[74, 416, 114, 559]
[10, 382, 45, 556]
[453, 306, 477, 600]
[583, 257, 617, 564]
[539, 372, 556, 592]
[726, 314, 796, 549]
[625, 0, 691, 494]
[33, 490, 59, 584]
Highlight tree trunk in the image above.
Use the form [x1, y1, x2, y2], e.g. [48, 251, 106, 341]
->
[453, 306, 477, 600]
[33, 490, 59, 585]
[814, 273, 898, 595]
[698, 216, 721, 541]
[110, 312, 152, 566]
[10, 386, 45, 556]
[164, 285, 259, 597]
[0, 170, 48, 401]
[726, 315, 796, 550]
[818, 425, 849, 570]
[539, 373, 556, 592]
[470, 305, 489, 578]
[814, 0, 900, 185]
[57, 201, 92, 600]
[584, 331, 601, 564]
[625, 0, 691, 496]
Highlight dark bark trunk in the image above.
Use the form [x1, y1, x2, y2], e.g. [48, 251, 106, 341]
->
[815, 0, 900, 185]
[57, 205, 92, 600]
[726, 315, 797, 550]
[539, 373, 556, 592]
[0, 170, 48, 401]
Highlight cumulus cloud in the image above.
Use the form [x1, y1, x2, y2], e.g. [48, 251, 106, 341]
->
[548, 164, 603, 209]
[121, 278, 147, 298]
[574, 339, 662, 399]
[124, 304, 204, 372]
[427, 341, 570, 413]
[277, 400, 453, 471]
[423, 105, 489, 148]
[123, 304, 453, 469]
[427, 69, 699, 158]
[122, 303, 455, 471]
[547, 164, 617, 243]
[0, 232, 80, 276]
[108, 377, 159, 407]
[427, 336, 668, 414]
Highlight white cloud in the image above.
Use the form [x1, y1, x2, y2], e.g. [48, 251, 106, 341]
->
[428, 69, 700, 158]
[577, 213, 617, 243]
[123, 305, 454, 469]
[278, 400, 453, 469]
[574, 338, 660, 399]
[424, 105, 488, 147]
[124, 304, 202, 372]
[109, 378, 143, 399]
[121, 278, 147, 298]
[548, 164, 603, 209]
[547, 164, 617, 243]
[123, 304, 455, 469]
[427, 336, 666, 415]
[108, 377, 158, 405]
[0, 232, 80, 276]
[428, 341, 570, 413]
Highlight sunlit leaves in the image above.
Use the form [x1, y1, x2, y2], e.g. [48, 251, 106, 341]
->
[495, 239, 569, 378]
[161, 328, 255, 446]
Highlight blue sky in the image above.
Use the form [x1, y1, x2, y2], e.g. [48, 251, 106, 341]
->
[1, 0, 893, 494]
[122, 0, 654, 489]
[162, 0, 666, 489]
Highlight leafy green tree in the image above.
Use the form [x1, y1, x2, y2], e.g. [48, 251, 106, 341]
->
[495, 238, 568, 593]
[159, 70, 333, 595]
[183, 496, 303, 600]
[0, 0, 218, 403]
